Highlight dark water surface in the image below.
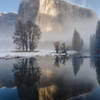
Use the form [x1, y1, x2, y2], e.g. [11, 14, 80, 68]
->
[0, 54, 100, 100]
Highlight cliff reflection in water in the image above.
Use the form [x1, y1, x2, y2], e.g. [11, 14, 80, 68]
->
[11, 55, 97, 100]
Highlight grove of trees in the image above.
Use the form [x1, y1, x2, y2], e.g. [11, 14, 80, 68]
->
[13, 20, 41, 52]
[53, 30, 84, 53]
[53, 42, 67, 54]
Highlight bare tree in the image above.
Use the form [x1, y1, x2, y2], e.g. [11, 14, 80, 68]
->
[13, 20, 26, 51]
[54, 42, 60, 53]
[26, 21, 41, 51]
[54, 42, 68, 54]
[61, 42, 67, 53]
[13, 20, 41, 52]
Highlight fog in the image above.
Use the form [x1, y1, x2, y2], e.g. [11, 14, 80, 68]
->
[0, 30, 15, 52]
[0, 0, 99, 51]
[0, 13, 17, 52]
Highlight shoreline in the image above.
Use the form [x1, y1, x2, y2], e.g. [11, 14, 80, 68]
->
[0, 50, 77, 59]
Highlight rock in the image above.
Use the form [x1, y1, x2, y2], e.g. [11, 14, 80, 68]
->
[18, 0, 98, 49]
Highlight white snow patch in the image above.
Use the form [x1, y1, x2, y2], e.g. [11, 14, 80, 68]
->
[0, 50, 77, 59]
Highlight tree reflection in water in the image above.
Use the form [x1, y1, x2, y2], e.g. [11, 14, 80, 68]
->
[12, 57, 94, 100]
[13, 58, 41, 100]
[54, 55, 69, 67]
[91, 56, 100, 84]
[54, 54, 84, 76]
[72, 54, 84, 76]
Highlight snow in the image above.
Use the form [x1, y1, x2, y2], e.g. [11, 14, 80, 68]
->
[0, 12, 7, 16]
[0, 50, 77, 59]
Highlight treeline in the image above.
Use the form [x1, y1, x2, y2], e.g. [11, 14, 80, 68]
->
[54, 29, 84, 53]
[54, 42, 67, 54]
[90, 21, 100, 55]
[13, 20, 84, 53]
[13, 20, 41, 52]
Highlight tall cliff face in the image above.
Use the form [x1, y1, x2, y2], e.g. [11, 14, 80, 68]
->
[0, 13, 17, 36]
[0, 13, 17, 51]
[18, 0, 99, 49]
[18, 0, 39, 23]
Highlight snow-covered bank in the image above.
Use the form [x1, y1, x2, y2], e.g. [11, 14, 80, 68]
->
[0, 50, 77, 59]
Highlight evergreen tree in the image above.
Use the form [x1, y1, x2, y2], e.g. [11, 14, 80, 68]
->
[94, 21, 100, 54]
[72, 30, 84, 52]
[96, 21, 100, 39]
[90, 34, 96, 55]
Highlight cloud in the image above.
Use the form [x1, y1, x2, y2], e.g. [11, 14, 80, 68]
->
[66, 0, 87, 6]
[82, 0, 87, 6]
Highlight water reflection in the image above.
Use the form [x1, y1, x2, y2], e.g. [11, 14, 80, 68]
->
[54, 55, 69, 67]
[54, 54, 84, 76]
[0, 55, 99, 100]
[12, 56, 95, 100]
[91, 56, 100, 84]
[72, 54, 84, 76]
[13, 58, 40, 100]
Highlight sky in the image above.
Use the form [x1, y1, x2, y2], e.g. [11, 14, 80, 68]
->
[67, 0, 100, 16]
[0, 0, 100, 16]
[0, 0, 21, 13]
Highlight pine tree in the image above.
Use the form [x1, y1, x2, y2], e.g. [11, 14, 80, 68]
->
[94, 21, 100, 54]
[72, 30, 84, 52]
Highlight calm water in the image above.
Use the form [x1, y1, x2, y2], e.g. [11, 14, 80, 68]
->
[0, 54, 100, 100]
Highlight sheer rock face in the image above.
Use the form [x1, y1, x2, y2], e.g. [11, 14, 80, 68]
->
[18, 0, 98, 49]
[0, 13, 17, 36]
[18, 0, 39, 23]
[0, 13, 17, 51]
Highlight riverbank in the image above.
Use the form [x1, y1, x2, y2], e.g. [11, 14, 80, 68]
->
[0, 50, 77, 59]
